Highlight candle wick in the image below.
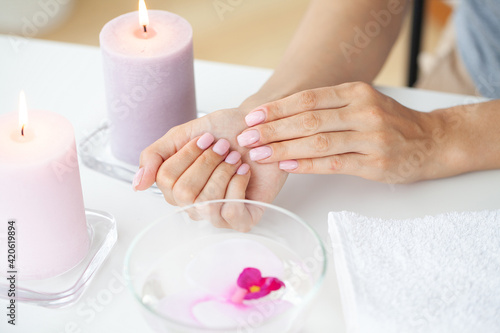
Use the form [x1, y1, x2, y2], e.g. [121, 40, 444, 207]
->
[21, 124, 25, 136]
[143, 25, 147, 33]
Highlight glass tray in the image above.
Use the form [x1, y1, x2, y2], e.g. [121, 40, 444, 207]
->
[78, 122, 162, 195]
[79, 114, 207, 196]
[0, 209, 117, 308]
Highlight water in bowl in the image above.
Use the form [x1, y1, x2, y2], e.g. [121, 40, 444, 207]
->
[139, 233, 316, 332]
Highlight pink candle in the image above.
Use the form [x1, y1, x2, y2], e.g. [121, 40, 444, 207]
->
[99, 4, 197, 165]
[0, 94, 90, 280]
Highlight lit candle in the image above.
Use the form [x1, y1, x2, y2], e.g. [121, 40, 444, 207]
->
[99, 0, 197, 165]
[0, 92, 90, 280]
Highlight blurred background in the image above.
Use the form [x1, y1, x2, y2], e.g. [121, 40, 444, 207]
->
[0, 0, 453, 87]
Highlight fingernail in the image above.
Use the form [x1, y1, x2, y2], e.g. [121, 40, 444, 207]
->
[279, 160, 298, 170]
[197, 133, 215, 149]
[132, 167, 145, 191]
[237, 163, 250, 175]
[249, 146, 272, 161]
[225, 151, 241, 164]
[237, 130, 260, 147]
[245, 110, 266, 127]
[213, 139, 230, 155]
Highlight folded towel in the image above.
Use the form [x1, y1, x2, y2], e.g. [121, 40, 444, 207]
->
[328, 210, 500, 333]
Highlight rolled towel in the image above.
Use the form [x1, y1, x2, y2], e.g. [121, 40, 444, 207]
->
[328, 210, 500, 333]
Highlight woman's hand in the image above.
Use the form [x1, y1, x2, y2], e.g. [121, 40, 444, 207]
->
[149, 132, 255, 230]
[237, 82, 450, 184]
[133, 108, 289, 231]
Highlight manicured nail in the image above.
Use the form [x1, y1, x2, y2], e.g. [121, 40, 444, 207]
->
[225, 151, 241, 164]
[249, 146, 272, 161]
[245, 110, 266, 127]
[213, 139, 230, 155]
[279, 160, 298, 170]
[197, 133, 215, 149]
[132, 167, 145, 191]
[237, 130, 260, 147]
[237, 163, 250, 175]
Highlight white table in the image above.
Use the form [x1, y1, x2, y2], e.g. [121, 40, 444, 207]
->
[1, 35, 499, 333]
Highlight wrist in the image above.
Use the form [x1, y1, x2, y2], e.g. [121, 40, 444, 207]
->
[421, 106, 469, 180]
[239, 84, 299, 115]
[239, 93, 281, 115]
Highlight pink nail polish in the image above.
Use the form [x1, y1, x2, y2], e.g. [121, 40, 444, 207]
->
[245, 110, 266, 127]
[225, 151, 241, 164]
[237, 163, 250, 175]
[279, 160, 298, 170]
[249, 146, 272, 161]
[132, 167, 145, 191]
[213, 139, 230, 155]
[237, 130, 260, 147]
[197, 133, 215, 150]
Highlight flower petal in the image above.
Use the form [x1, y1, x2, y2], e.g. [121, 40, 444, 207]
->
[262, 277, 286, 292]
[242, 276, 285, 300]
[237, 267, 262, 289]
[186, 239, 284, 297]
[244, 289, 270, 300]
[155, 288, 210, 327]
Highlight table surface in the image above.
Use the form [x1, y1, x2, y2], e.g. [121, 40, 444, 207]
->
[1, 35, 499, 333]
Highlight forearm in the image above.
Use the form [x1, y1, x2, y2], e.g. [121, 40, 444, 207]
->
[242, 0, 410, 109]
[431, 100, 500, 178]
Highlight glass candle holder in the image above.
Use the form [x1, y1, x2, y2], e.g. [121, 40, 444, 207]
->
[0, 209, 117, 308]
[125, 199, 326, 333]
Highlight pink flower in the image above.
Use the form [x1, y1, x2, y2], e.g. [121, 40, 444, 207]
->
[231, 267, 285, 303]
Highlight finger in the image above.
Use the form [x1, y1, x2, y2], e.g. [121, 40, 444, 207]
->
[195, 151, 242, 203]
[243, 82, 375, 126]
[193, 151, 242, 227]
[248, 131, 367, 163]
[278, 153, 369, 176]
[226, 163, 251, 199]
[135, 125, 191, 191]
[238, 108, 357, 148]
[195, 201, 231, 229]
[156, 133, 215, 205]
[185, 208, 204, 222]
[172, 138, 231, 206]
[221, 164, 254, 232]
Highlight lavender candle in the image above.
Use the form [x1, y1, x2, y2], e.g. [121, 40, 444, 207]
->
[99, 2, 197, 165]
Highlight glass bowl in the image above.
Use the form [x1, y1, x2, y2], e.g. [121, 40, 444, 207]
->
[124, 199, 326, 332]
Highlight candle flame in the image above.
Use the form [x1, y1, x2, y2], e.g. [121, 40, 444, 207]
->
[138, 0, 149, 30]
[18, 91, 28, 136]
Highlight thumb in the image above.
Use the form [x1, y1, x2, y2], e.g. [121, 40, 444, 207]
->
[133, 126, 187, 191]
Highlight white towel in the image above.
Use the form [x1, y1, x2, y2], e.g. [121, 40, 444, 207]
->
[328, 210, 500, 333]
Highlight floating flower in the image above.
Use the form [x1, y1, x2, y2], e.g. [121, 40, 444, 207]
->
[157, 240, 291, 328]
[231, 267, 285, 303]
[186, 239, 284, 296]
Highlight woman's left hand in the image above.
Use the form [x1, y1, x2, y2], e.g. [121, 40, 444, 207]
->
[236, 82, 450, 184]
